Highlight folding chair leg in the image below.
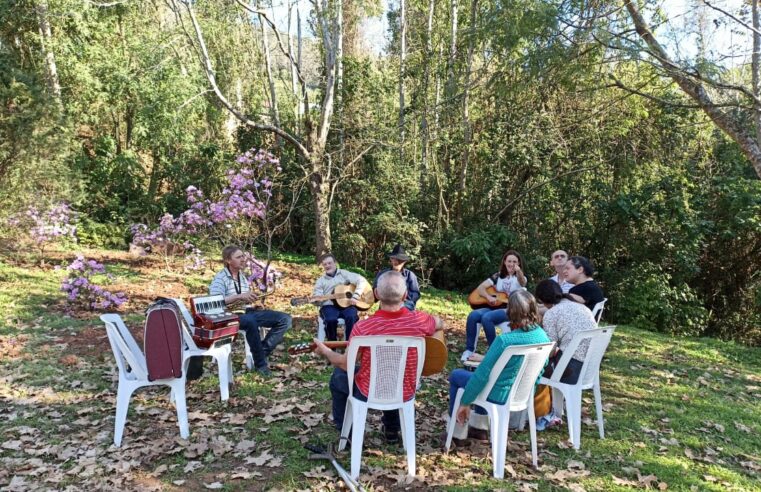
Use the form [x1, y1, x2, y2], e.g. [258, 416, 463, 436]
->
[217, 354, 230, 402]
[172, 379, 190, 439]
[564, 389, 582, 449]
[401, 403, 416, 476]
[492, 408, 509, 479]
[593, 382, 605, 439]
[114, 380, 137, 447]
[444, 389, 464, 452]
[350, 403, 368, 480]
[338, 399, 353, 452]
[398, 408, 407, 451]
[528, 396, 538, 468]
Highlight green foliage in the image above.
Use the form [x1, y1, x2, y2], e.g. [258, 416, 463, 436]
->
[75, 217, 128, 250]
[611, 263, 709, 336]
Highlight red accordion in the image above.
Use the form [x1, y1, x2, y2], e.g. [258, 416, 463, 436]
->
[189, 295, 240, 348]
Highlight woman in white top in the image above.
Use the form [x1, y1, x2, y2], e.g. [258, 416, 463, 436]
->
[535, 279, 597, 384]
[461, 250, 527, 361]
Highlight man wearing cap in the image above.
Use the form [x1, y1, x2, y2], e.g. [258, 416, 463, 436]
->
[372, 244, 421, 311]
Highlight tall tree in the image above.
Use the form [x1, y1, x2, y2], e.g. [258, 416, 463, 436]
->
[174, 0, 346, 256]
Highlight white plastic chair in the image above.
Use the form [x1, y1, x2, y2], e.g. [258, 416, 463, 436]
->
[338, 336, 426, 479]
[473, 321, 510, 353]
[317, 316, 346, 342]
[100, 314, 189, 446]
[590, 298, 608, 324]
[445, 342, 555, 478]
[172, 299, 234, 401]
[539, 326, 615, 449]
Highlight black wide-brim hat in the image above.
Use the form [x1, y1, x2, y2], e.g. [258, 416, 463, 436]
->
[387, 244, 410, 262]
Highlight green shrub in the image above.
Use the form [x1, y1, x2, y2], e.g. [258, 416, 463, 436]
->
[76, 218, 128, 250]
[611, 263, 709, 336]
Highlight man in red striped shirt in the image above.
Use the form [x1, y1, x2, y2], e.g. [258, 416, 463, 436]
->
[314, 270, 444, 443]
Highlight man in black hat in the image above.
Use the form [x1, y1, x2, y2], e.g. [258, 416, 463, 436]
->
[372, 244, 421, 311]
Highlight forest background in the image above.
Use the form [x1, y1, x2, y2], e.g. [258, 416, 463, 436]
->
[1, 0, 759, 345]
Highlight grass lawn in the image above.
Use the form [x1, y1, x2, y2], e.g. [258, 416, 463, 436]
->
[0, 247, 759, 491]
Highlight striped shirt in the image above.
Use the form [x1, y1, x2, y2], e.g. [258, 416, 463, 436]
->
[350, 307, 437, 401]
[209, 268, 250, 304]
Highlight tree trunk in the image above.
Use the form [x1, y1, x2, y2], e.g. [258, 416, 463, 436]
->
[753, 0, 761, 144]
[420, 0, 435, 176]
[457, 0, 478, 219]
[446, 0, 458, 99]
[36, 0, 61, 102]
[310, 161, 332, 257]
[399, 0, 406, 164]
[259, 12, 280, 128]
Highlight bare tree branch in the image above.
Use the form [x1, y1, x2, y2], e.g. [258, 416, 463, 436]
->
[174, 0, 311, 158]
[624, 0, 761, 179]
[234, 0, 307, 87]
[703, 0, 761, 37]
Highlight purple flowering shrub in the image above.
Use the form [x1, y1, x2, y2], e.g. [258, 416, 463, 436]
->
[60, 255, 128, 311]
[243, 252, 282, 293]
[130, 148, 284, 275]
[8, 202, 77, 254]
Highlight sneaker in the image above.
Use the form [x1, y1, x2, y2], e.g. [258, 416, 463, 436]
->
[382, 425, 400, 444]
[460, 350, 474, 363]
[255, 366, 272, 377]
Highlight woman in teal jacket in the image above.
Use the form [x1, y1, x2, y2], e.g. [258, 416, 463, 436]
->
[448, 289, 550, 444]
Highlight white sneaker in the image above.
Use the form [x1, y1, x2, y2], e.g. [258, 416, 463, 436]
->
[460, 350, 474, 362]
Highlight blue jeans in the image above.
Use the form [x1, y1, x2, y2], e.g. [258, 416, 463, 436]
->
[449, 369, 487, 416]
[320, 305, 359, 341]
[329, 368, 401, 432]
[403, 300, 416, 311]
[239, 309, 292, 369]
[465, 308, 509, 352]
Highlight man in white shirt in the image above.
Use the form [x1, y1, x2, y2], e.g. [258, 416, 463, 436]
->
[313, 254, 369, 340]
[549, 250, 574, 293]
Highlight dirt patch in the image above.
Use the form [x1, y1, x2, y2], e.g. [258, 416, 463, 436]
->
[59, 324, 143, 359]
[0, 333, 30, 360]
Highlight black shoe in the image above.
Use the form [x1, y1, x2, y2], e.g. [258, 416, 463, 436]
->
[467, 427, 490, 441]
[382, 425, 400, 444]
[439, 431, 470, 450]
[255, 366, 272, 377]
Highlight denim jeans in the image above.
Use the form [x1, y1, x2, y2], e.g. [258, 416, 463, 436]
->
[329, 368, 401, 432]
[320, 305, 359, 341]
[465, 308, 509, 352]
[448, 368, 487, 416]
[239, 309, 292, 369]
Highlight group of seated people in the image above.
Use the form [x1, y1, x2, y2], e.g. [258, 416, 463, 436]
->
[204, 244, 605, 446]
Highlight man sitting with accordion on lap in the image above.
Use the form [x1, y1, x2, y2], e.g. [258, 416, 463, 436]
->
[209, 245, 292, 376]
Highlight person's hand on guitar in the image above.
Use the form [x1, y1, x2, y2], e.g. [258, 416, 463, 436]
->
[312, 338, 332, 357]
[487, 295, 499, 306]
[456, 405, 471, 424]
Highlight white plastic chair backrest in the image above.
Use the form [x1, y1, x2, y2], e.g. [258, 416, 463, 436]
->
[346, 336, 425, 405]
[474, 342, 555, 411]
[171, 298, 201, 351]
[100, 314, 149, 380]
[590, 298, 608, 324]
[551, 326, 615, 387]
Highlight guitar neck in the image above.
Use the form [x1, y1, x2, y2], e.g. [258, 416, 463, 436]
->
[308, 293, 345, 303]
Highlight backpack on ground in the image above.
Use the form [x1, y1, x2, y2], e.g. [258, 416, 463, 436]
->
[144, 298, 184, 381]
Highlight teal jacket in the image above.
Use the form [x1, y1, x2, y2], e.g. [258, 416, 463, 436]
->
[461, 325, 550, 406]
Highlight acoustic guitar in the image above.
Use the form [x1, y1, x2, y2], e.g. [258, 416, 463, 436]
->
[288, 330, 448, 377]
[467, 285, 510, 309]
[291, 283, 376, 311]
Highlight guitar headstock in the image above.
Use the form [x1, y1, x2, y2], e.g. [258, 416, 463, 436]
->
[290, 297, 309, 307]
[288, 342, 315, 355]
